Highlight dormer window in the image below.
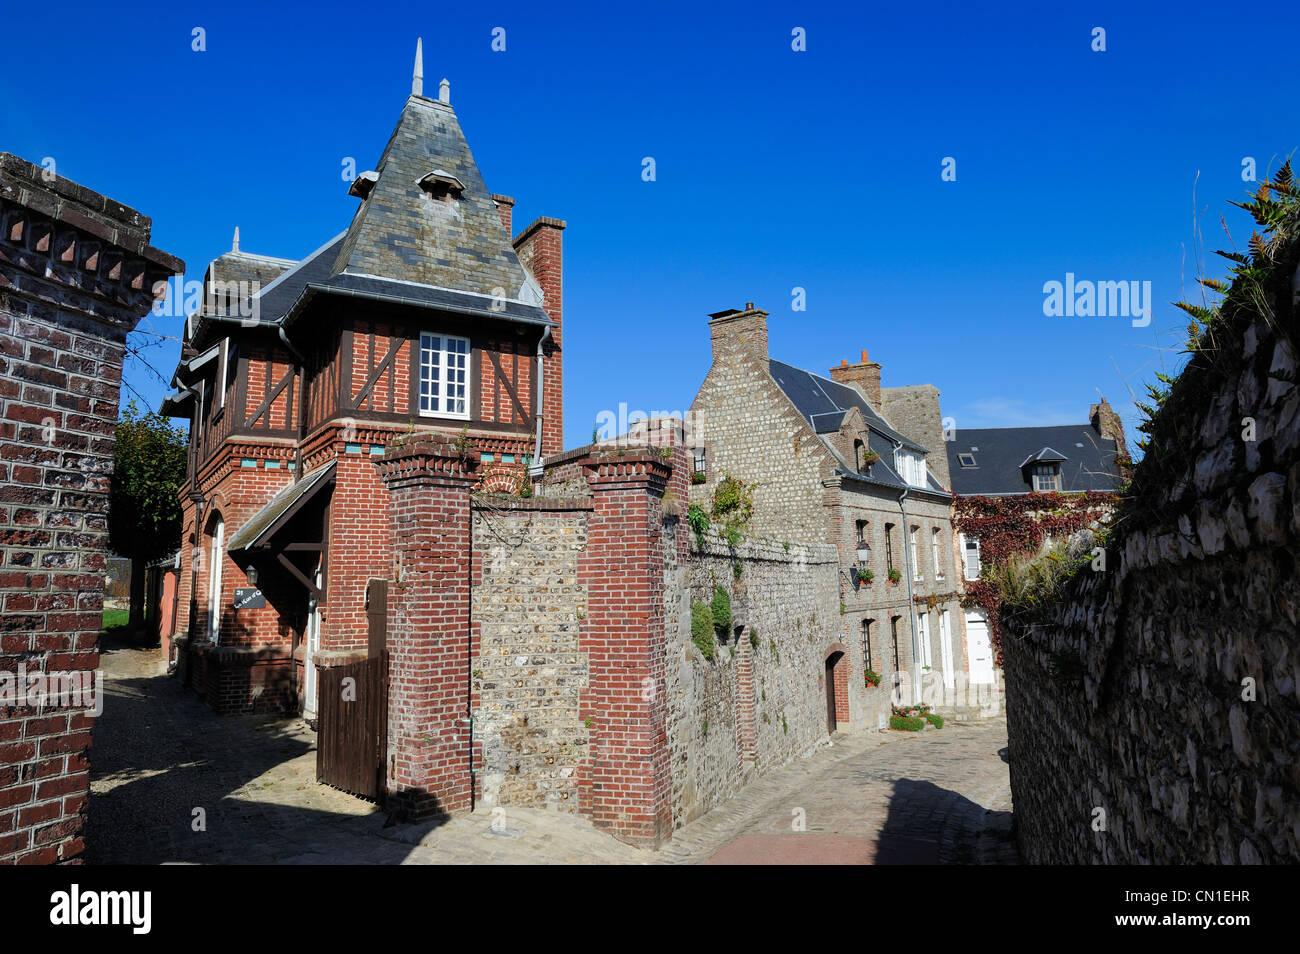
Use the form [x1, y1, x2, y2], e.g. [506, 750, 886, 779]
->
[894, 449, 928, 489]
[1032, 463, 1061, 491]
[418, 170, 465, 201]
[1020, 447, 1067, 491]
[348, 171, 379, 199]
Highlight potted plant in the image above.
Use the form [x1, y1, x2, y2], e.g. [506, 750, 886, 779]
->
[887, 568, 902, 584]
[854, 566, 874, 585]
[864, 668, 881, 688]
[690, 471, 706, 485]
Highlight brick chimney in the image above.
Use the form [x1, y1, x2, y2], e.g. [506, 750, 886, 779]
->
[708, 302, 768, 362]
[492, 193, 515, 234]
[829, 350, 882, 414]
[513, 216, 566, 456]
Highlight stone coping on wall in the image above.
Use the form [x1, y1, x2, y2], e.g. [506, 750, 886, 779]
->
[471, 494, 593, 512]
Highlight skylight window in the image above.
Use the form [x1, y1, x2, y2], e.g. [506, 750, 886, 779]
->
[958, 453, 977, 468]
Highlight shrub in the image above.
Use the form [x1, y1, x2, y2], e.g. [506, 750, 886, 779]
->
[711, 472, 756, 547]
[889, 715, 925, 731]
[690, 600, 716, 660]
[686, 504, 709, 549]
[711, 586, 731, 633]
[923, 712, 944, 729]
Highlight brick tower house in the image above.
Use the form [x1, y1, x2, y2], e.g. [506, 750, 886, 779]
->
[164, 50, 566, 721]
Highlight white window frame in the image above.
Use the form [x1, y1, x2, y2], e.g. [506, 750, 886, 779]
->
[939, 610, 955, 689]
[895, 449, 928, 489]
[207, 516, 224, 645]
[918, 612, 932, 669]
[910, 526, 922, 581]
[418, 332, 471, 420]
[932, 528, 944, 580]
[961, 533, 981, 581]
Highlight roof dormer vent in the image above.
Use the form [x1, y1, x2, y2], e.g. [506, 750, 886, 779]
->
[418, 170, 465, 201]
[348, 171, 379, 199]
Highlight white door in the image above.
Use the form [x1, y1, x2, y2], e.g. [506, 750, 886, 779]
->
[206, 517, 224, 644]
[303, 566, 322, 717]
[939, 610, 955, 690]
[965, 611, 995, 683]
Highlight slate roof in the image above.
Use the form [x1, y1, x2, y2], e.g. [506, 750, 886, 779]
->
[946, 425, 1123, 496]
[768, 359, 948, 497]
[329, 94, 540, 302]
[227, 461, 335, 551]
[187, 90, 551, 354]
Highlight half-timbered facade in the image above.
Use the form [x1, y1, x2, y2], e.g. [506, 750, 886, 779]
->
[164, 67, 565, 717]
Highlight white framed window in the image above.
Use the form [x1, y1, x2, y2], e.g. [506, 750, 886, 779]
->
[961, 533, 981, 581]
[418, 333, 470, 418]
[895, 449, 928, 488]
[932, 528, 944, 580]
[939, 610, 955, 690]
[918, 612, 932, 669]
[207, 516, 224, 645]
[910, 526, 922, 581]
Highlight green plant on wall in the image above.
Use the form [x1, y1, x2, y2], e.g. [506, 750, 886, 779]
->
[691, 599, 716, 660]
[687, 504, 709, 549]
[711, 472, 756, 547]
[711, 586, 731, 634]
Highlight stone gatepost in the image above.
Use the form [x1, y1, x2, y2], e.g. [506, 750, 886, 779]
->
[375, 435, 477, 820]
[577, 448, 673, 846]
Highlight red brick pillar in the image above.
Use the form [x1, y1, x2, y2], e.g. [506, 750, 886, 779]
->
[577, 449, 672, 846]
[375, 435, 477, 820]
[512, 217, 565, 457]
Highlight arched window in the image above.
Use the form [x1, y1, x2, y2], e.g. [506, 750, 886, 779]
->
[854, 439, 866, 472]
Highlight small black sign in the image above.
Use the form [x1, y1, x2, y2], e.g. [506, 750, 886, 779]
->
[233, 588, 265, 610]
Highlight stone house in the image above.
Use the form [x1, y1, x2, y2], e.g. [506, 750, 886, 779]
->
[944, 400, 1129, 670]
[688, 306, 981, 729]
[0, 153, 183, 863]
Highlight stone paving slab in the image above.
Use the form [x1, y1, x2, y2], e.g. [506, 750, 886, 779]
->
[86, 638, 1016, 865]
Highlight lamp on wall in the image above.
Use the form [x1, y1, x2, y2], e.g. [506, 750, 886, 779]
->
[246, 565, 259, 588]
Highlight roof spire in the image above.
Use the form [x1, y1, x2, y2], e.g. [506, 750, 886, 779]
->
[232, 226, 240, 253]
[412, 37, 424, 97]
[439, 77, 450, 104]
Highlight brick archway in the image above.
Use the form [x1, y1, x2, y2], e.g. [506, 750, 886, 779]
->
[823, 642, 850, 732]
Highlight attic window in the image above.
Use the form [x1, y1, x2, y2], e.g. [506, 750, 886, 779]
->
[418, 170, 465, 201]
[348, 171, 379, 199]
[958, 453, 977, 468]
[1032, 462, 1062, 492]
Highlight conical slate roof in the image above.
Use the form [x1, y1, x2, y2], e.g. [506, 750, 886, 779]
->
[330, 92, 540, 303]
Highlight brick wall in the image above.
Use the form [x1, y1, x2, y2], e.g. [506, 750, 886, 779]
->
[512, 217, 564, 457]
[0, 153, 182, 863]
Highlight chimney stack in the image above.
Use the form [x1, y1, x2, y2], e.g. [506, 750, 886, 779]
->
[1090, 396, 1131, 474]
[492, 194, 516, 234]
[708, 303, 769, 363]
[829, 349, 882, 413]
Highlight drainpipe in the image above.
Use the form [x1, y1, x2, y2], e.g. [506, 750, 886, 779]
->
[530, 326, 552, 478]
[895, 440, 923, 708]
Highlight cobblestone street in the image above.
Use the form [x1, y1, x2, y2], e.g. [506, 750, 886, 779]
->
[87, 638, 1016, 865]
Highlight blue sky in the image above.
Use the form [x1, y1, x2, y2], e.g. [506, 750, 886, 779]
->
[4, 0, 1297, 452]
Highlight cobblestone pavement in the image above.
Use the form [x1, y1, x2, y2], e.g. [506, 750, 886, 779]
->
[86, 638, 1015, 864]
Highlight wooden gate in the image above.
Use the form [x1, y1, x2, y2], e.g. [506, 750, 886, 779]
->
[317, 653, 388, 801]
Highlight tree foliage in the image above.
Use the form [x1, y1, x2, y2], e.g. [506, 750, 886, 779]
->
[108, 400, 188, 565]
